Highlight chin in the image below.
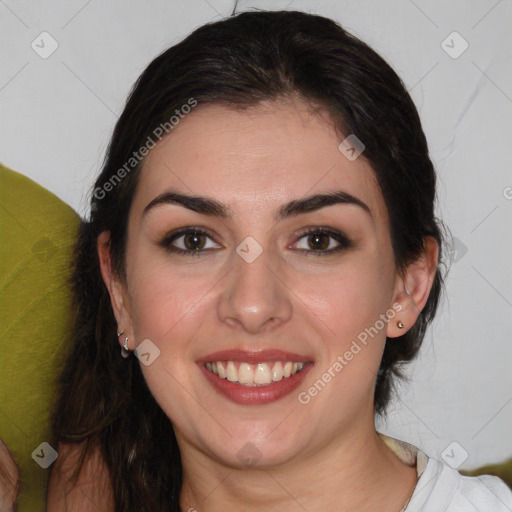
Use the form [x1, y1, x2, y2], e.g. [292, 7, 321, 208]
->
[197, 420, 314, 470]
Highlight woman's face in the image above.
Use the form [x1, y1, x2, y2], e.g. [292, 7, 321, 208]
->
[110, 98, 409, 468]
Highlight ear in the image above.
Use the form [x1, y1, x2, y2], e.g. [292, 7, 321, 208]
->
[97, 231, 134, 350]
[387, 236, 439, 338]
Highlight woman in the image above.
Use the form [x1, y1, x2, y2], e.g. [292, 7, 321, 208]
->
[47, 9, 512, 511]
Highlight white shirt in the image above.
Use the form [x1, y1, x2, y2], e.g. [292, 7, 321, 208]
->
[378, 432, 512, 511]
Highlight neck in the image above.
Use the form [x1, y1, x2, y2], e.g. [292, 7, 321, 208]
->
[178, 414, 417, 512]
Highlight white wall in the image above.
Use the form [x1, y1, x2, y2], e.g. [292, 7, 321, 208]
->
[1, 0, 511, 469]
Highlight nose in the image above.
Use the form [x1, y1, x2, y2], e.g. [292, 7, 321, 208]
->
[217, 244, 293, 335]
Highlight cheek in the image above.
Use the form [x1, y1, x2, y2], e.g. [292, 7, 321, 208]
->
[128, 262, 211, 344]
[125, 260, 216, 424]
[298, 252, 394, 340]
[293, 252, 395, 404]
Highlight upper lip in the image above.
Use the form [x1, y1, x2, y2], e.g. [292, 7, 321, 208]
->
[197, 349, 313, 364]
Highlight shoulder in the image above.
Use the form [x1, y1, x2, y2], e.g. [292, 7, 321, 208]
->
[47, 441, 114, 512]
[376, 432, 512, 512]
[407, 456, 512, 511]
[447, 467, 512, 511]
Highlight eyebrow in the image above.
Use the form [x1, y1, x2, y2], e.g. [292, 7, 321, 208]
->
[143, 189, 371, 221]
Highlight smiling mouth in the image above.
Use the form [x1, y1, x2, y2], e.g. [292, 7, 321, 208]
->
[205, 361, 306, 387]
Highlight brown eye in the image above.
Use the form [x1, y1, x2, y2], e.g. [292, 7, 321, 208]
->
[160, 228, 221, 255]
[183, 232, 206, 250]
[293, 228, 351, 255]
[307, 232, 330, 250]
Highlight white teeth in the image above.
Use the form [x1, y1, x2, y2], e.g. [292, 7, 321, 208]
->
[254, 363, 272, 385]
[238, 363, 253, 385]
[271, 361, 283, 381]
[205, 360, 306, 386]
[226, 361, 238, 382]
[216, 361, 226, 378]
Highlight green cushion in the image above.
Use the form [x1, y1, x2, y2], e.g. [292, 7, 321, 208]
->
[0, 163, 79, 511]
[461, 459, 512, 489]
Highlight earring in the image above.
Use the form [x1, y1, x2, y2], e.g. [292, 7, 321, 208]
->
[397, 320, 405, 329]
[117, 330, 131, 358]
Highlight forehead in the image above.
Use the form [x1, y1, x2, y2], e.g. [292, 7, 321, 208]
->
[132, 99, 388, 224]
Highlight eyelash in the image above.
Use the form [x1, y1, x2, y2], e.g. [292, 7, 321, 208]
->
[159, 226, 351, 257]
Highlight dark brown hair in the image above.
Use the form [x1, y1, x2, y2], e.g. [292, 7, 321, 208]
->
[50, 9, 446, 510]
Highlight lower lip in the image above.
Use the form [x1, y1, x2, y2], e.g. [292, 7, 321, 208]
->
[199, 363, 313, 405]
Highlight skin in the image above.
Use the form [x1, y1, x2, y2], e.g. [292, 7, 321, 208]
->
[46, 442, 114, 511]
[0, 439, 19, 512]
[56, 97, 438, 511]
